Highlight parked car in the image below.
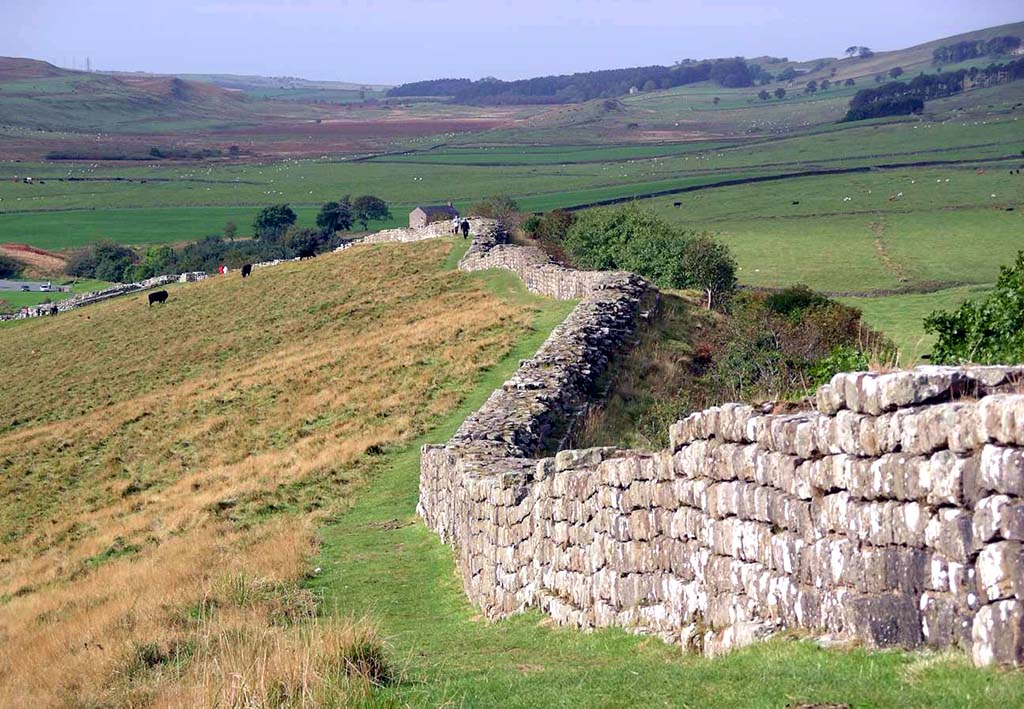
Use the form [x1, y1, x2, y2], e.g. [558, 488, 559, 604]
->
[19, 285, 30, 292]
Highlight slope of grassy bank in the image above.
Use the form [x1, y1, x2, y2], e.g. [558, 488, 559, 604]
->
[0, 237, 557, 704]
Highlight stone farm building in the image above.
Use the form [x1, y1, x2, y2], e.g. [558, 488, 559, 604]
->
[410, 204, 459, 229]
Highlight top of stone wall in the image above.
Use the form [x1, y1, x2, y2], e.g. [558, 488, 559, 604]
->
[816, 366, 1024, 415]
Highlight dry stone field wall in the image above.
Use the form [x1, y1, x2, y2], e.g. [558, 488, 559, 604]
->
[361, 217, 491, 244]
[0, 274, 185, 321]
[411, 222, 1024, 668]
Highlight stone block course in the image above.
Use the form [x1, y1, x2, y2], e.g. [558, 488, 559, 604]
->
[407, 219, 1024, 669]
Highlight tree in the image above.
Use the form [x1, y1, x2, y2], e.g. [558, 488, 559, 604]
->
[0, 254, 22, 278]
[316, 197, 352, 233]
[642, 79, 657, 92]
[67, 241, 137, 283]
[758, 89, 770, 101]
[351, 195, 391, 230]
[774, 87, 786, 99]
[680, 235, 737, 309]
[924, 251, 1024, 364]
[283, 226, 323, 259]
[874, 74, 884, 83]
[777, 67, 799, 82]
[889, 66, 904, 79]
[820, 79, 831, 91]
[709, 58, 753, 88]
[845, 46, 859, 58]
[253, 204, 297, 240]
[712, 96, 721, 105]
[135, 245, 177, 280]
[804, 80, 818, 95]
[858, 47, 874, 58]
[563, 204, 690, 286]
[224, 222, 237, 241]
[471, 195, 522, 229]
[844, 78, 856, 87]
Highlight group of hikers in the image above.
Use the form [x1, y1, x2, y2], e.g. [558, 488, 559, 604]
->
[451, 216, 471, 238]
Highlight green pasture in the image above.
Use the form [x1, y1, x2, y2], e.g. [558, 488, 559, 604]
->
[369, 141, 737, 165]
[842, 285, 993, 365]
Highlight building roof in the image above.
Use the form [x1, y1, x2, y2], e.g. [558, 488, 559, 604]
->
[413, 204, 459, 217]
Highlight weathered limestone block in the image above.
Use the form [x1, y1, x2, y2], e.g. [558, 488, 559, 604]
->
[974, 495, 1024, 543]
[979, 395, 1024, 447]
[980, 444, 1024, 497]
[848, 593, 923, 647]
[973, 600, 1024, 666]
[925, 508, 976, 563]
[976, 541, 1024, 602]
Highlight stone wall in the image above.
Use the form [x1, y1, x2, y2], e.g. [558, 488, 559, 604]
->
[0, 274, 184, 321]
[417, 223, 1024, 667]
[361, 217, 491, 244]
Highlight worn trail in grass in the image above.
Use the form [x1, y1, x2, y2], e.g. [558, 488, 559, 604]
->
[312, 249, 1024, 707]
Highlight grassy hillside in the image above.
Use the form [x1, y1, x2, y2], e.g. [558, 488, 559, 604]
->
[0, 238, 560, 705]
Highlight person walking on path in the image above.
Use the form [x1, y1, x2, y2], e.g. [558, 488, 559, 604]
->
[451, 216, 460, 235]
[460, 219, 470, 239]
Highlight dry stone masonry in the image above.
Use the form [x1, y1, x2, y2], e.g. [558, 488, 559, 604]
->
[416, 222, 1024, 668]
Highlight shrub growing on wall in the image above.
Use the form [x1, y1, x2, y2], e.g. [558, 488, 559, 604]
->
[561, 204, 736, 304]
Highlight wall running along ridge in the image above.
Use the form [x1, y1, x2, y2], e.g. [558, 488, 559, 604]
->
[405, 220, 1024, 668]
[0, 247, 355, 322]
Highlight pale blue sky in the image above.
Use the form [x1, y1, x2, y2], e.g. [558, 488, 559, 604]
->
[4, 0, 1022, 85]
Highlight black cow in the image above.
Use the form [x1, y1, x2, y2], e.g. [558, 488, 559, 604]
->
[148, 290, 169, 306]
[241, 263, 253, 278]
[673, 202, 682, 208]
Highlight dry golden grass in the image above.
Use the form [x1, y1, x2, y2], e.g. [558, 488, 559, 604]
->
[0, 240, 536, 706]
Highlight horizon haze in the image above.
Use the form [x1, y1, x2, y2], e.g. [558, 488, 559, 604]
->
[3, 0, 1022, 85]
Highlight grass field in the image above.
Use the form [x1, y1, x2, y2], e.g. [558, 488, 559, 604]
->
[0, 238, 559, 705]
[842, 284, 993, 364]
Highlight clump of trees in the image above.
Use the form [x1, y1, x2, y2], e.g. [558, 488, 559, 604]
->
[386, 57, 759, 105]
[925, 251, 1024, 364]
[556, 205, 737, 308]
[67, 242, 138, 282]
[844, 57, 1024, 121]
[844, 46, 874, 58]
[253, 204, 297, 239]
[933, 36, 1021, 65]
[0, 255, 22, 278]
[471, 195, 523, 229]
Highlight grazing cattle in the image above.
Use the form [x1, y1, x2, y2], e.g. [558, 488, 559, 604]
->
[241, 263, 253, 278]
[673, 201, 682, 208]
[791, 200, 800, 205]
[148, 290, 169, 306]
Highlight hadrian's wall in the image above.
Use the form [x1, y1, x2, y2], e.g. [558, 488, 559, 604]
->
[413, 221, 1024, 668]
[0, 245, 359, 322]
